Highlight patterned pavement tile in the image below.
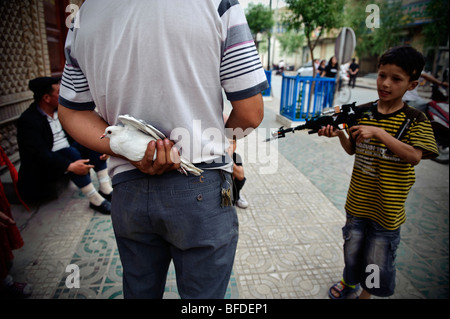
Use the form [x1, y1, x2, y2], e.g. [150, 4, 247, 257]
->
[9, 92, 448, 300]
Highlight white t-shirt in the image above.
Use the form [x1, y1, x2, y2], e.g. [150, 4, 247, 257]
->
[40, 109, 70, 152]
[59, 0, 268, 179]
[403, 71, 427, 102]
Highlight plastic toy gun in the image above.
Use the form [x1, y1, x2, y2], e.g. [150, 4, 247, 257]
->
[265, 102, 362, 141]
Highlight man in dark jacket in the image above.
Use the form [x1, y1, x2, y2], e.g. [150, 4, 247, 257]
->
[16, 77, 112, 213]
[348, 58, 359, 89]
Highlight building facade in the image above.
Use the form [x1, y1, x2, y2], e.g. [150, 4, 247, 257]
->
[0, 0, 83, 161]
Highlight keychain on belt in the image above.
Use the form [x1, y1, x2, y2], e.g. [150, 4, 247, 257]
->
[219, 171, 233, 208]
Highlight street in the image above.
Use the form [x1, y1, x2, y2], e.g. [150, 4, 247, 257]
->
[7, 71, 448, 300]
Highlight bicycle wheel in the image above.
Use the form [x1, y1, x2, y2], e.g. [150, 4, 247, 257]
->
[336, 86, 351, 104]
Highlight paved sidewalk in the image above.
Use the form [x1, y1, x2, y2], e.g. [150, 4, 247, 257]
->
[5, 85, 449, 299]
[254, 93, 449, 299]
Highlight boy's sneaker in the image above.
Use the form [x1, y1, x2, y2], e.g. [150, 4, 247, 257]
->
[236, 197, 248, 209]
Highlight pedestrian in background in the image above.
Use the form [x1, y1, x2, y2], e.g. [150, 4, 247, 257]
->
[321, 56, 339, 107]
[321, 56, 339, 79]
[348, 58, 359, 89]
[317, 59, 326, 77]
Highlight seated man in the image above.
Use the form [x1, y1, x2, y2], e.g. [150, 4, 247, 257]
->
[16, 77, 112, 214]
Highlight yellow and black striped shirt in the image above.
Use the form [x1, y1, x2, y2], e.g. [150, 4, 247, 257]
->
[345, 102, 438, 230]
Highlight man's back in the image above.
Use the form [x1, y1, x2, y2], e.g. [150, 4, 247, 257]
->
[60, 0, 268, 177]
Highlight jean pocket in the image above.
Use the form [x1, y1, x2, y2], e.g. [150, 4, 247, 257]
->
[389, 236, 400, 261]
[342, 225, 352, 241]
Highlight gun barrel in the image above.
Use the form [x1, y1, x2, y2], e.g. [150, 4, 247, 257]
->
[271, 130, 281, 138]
[321, 105, 342, 116]
[321, 109, 336, 116]
[265, 102, 358, 142]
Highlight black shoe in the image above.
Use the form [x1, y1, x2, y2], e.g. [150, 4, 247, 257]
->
[0, 276, 32, 299]
[99, 191, 112, 202]
[89, 200, 111, 214]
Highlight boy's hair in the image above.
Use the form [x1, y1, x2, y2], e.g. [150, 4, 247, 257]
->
[378, 46, 425, 81]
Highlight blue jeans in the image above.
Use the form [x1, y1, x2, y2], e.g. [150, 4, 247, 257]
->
[110, 169, 239, 299]
[56, 142, 107, 188]
[342, 214, 400, 297]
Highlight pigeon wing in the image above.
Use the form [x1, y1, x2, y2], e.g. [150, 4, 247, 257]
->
[117, 115, 204, 176]
[118, 114, 166, 140]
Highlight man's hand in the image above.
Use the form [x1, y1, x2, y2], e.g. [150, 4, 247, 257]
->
[67, 159, 95, 175]
[131, 138, 181, 175]
[99, 154, 109, 161]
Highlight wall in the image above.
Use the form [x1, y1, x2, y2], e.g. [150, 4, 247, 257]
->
[0, 0, 51, 161]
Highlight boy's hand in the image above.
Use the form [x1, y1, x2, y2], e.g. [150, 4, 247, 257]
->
[317, 125, 341, 138]
[99, 154, 109, 161]
[349, 125, 381, 144]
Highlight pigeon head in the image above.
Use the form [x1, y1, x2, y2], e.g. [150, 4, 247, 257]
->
[100, 126, 123, 139]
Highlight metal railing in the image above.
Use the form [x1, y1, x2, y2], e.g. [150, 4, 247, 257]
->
[280, 75, 336, 121]
[262, 70, 272, 97]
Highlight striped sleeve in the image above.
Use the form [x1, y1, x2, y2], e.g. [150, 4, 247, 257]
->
[58, 20, 96, 111]
[218, 0, 269, 101]
[408, 112, 439, 159]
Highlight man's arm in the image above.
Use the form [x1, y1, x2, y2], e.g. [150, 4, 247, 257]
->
[225, 93, 264, 139]
[58, 106, 112, 155]
[58, 105, 180, 175]
[420, 72, 449, 87]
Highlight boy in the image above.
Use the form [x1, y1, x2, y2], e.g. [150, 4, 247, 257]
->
[318, 46, 439, 299]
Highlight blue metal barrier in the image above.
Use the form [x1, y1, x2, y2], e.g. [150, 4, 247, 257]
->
[280, 75, 336, 121]
[262, 70, 271, 97]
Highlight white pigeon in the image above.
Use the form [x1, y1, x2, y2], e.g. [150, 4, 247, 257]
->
[101, 114, 203, 176]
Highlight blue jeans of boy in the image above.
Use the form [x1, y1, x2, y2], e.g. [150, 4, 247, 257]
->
[110, 169, 239, 299]
[342, 213, 401, 297]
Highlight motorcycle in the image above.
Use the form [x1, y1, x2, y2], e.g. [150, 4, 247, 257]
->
[273, 63, 294, 75]
[426, 84, 449, 164]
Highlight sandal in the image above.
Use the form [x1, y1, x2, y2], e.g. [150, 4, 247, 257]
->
[328, 280, 359, 299]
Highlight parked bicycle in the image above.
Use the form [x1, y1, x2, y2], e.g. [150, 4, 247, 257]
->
[336, 84, 351, 104]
